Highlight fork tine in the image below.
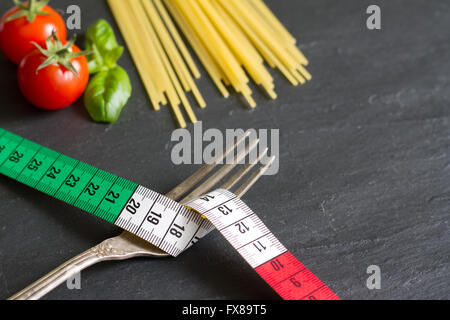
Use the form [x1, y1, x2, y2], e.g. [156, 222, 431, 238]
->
[9, 131, 273, 301]
[220, 148, 269, 190]
[234, 156, 276, 198]
[181, 138, 260, 203]
[166, 131, 251, 200]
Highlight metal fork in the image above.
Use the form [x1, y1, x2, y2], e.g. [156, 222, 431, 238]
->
[9, 133, 274, 300]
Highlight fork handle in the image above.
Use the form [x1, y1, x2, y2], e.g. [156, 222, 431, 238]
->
[8, 248, 103, 300]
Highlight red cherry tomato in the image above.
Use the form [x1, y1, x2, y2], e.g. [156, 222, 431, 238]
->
[18, 44, 89, 110]
[0, 4, 67, 64]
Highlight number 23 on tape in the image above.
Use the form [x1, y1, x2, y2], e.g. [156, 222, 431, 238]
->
[0, 129, 339, 300]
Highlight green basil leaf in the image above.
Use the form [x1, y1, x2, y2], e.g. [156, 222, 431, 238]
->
[86, 19, 123, 74]
[84, 66, 132, 123]
[87, 43, 105, 74]
[104, 46, 124, 69]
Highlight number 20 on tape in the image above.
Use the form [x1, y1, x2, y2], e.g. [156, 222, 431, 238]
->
[0, 128, 339, 300]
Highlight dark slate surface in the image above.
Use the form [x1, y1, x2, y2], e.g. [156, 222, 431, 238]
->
[0, 0, 449, 300]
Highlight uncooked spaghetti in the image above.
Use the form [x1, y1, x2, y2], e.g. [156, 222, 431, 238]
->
[107, 0, 311, 127]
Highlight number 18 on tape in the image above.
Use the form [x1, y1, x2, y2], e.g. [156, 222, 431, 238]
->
[0, 128, 339, 300]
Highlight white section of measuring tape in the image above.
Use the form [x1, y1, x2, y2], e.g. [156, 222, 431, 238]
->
[0, 129, 339, 299]
[114, 186, 214, 257]
[112, 186, 339, 300]
[113, 186, 287, 266]
[185, 189, 340, 300]
[186, 189, 288, 268]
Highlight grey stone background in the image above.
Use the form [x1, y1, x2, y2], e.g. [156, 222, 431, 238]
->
[0, 0, 448, 300]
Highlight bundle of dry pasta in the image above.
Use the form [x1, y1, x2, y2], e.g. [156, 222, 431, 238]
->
[107, 0, 311, 127]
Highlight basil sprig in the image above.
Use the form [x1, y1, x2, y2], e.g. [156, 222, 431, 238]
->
[84, 66, 131, 123]
[84, 19, 131, 123]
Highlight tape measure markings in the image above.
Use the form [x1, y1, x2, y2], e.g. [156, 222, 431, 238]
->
[182, 219, 206, 251]
[254, 251, 339, 300]
[29, 152, 61, 189]
[157, 200, 182, 246]
[92, 175, 119, 214]
[14, 145, 42, 180]
[0, 129, 139, 224]
[186, 189, 339, 300]
[0, 129, 339, 300]
[53, 162, 82, 199]
[137, 193, 162, 231]
[0, 137, 25, 174]
[187, 190, 288, 268]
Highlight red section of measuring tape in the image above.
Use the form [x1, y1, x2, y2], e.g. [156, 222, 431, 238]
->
[187, 189, 340, 301]
[255, 251, 340, 300]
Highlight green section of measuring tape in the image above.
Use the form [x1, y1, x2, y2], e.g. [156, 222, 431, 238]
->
[0, 128, 138, 223]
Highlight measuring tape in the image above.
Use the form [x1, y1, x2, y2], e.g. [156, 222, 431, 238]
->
[0, 128, 339, 300]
